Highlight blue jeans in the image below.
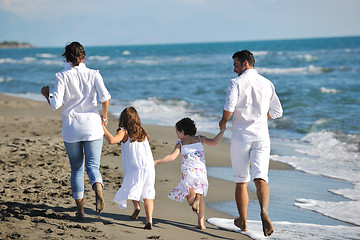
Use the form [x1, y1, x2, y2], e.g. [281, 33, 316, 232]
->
[64, 138, 103, 199]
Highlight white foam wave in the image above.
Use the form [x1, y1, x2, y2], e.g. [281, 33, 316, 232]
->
[126, 59, 159, 65]
[257, 65, 328, 75]
[208, 218, 360, 240]
[0, 77, 13, 83]
[271, 131, 360, 227]
[320, 86, 339, 93]
[122, 50, 131, 55]
[36, 53, 56, 58]
[108, 97, 223, 137]
[0, 58, 17, 64]
[294, 198, 360, 226]
[87, 55, 110, 61]
[297, 54, 318, 62]
[0, 57, 60, 65]
[38, 59, 63, 66]
[253, 51, 269, 56]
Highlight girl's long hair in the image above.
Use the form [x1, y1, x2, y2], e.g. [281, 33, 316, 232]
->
[119, 107, 149, 142]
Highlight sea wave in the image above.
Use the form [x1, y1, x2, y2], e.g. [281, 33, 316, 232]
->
[272, 130, 360, 182]
[320, 86, 339, 93]
[297, 54, 318, 62]
[0, 58, 17, 64]
[0, 77, 13, 83]
[0, 57, 61, 65]
[87, 55, 111, 61]
[271, 130, 360, 226]
[36, 53, 57, 58]
[257, 65, 333, 75]
[108, 97, 224, 137]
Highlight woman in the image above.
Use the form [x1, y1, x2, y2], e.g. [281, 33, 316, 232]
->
[41, 42, 111, 219]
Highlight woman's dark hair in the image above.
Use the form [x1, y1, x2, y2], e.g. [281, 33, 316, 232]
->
[62, 42, 86, 66]
[232, 50, 255, 67]
[176, 117, 197, 136]
[119, 107, 149, 142]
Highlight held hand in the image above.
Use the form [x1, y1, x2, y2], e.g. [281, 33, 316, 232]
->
[219, 119, 226, 130]
[101, 118, 108, 127]
[220, 124, 226, 132]
[41, 86, 50, 98]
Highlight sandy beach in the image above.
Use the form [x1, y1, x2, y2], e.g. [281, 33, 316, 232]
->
[0, 94, 291, 239]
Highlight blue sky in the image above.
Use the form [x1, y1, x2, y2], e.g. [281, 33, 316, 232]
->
[1, 0, 359, 47]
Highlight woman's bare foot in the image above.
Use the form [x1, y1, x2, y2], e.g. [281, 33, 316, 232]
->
[261, 211, 273, 237]
[130, 208, 141, 221]
[143, 222, 152, 230]
[234, 216, 247, 232]
[94, 183, 105, 215]
[75, 212, 85, 220]
[192, 194, 200, 214]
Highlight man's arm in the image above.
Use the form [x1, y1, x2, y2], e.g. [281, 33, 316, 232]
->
[219, 110, 233, 129]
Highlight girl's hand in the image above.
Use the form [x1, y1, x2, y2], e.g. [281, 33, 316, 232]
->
[154, 160, 159, 166]
[102, 118, 108, 127]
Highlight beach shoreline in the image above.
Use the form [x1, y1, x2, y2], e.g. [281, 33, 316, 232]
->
[0, 93, 291, 239]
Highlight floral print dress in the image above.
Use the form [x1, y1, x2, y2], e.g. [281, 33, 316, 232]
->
[169, 136, 208, 202]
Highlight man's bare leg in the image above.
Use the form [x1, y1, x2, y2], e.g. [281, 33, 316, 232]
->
[234, 182, 248, 231]
[254, 178, 273, 237]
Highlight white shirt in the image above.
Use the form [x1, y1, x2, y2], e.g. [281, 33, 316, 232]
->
[224, 69, 283, 142]
[50, 62, 111, 143]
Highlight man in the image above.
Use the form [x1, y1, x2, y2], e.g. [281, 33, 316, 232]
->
[219, 50, 283, 237]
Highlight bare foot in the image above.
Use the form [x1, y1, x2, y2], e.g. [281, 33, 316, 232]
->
[234, 216, 247, 232]
[94, 184, 105, 215]
[130, 208, 141, 221]
[75, 212, 85, 220]
[261, 211, 274, 237]
[143, 222, 152, 230]
[192, 194, 200, 214]
[197, 224, 206, 230]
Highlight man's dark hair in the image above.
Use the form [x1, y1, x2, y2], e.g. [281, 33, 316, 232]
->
[232, 50, 255, 67]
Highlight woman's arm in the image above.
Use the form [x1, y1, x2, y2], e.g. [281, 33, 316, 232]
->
[101, 100, 110, 127]
[200, 128, 226, 146]
[103, 125, 126, 144]
[154, 143, 181, 166]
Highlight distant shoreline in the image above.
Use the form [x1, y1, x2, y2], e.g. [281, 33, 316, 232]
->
[0, 41, 33, 49]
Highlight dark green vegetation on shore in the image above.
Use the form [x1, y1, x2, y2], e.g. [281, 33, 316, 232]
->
[0, 40, 33, 48]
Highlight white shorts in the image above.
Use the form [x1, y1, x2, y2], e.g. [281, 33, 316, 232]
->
[230, 139, 270, 183]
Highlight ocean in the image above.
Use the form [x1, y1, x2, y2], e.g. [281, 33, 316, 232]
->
[1, 36, 360, 239]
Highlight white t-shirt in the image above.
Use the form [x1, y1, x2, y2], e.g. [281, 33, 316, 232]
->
[49, 63, 111, 143]
[224, 69, 283, 142]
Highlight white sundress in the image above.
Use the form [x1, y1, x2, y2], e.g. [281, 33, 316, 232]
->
[113, 138, 155, 209]
[169, 136, 209, 202]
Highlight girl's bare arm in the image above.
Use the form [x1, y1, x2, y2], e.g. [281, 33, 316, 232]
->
[154, 143, 181, 166]
[103, 125, 126, 144]
[200, 128, 226, 146]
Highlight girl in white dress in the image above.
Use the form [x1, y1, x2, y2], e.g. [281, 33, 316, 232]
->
[102, 107, 155, 230]
[154, 117, 225, 230]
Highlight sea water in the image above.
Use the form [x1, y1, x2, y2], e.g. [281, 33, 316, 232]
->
[1, 36, 360, 239]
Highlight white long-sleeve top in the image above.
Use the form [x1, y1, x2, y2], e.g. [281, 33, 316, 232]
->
[224, 69, 283, 142]
[49, 62, 111, 143]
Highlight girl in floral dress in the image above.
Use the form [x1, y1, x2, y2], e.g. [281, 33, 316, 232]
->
[154, 117, 225, 229]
